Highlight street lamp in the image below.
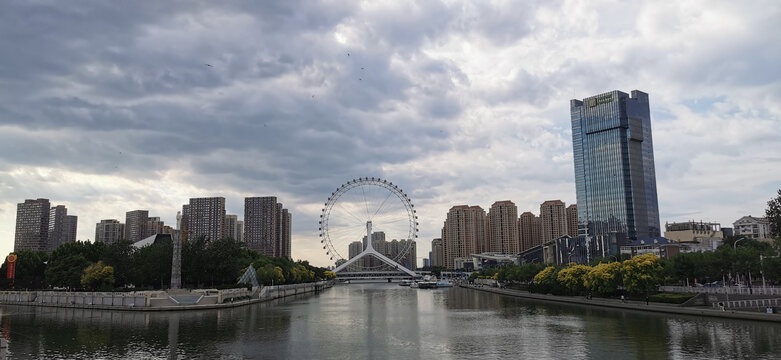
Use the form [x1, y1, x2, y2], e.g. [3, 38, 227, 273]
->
[760, 255, 766, 290]
[733, 237, 746, 250]
[732, 237, 746, 288]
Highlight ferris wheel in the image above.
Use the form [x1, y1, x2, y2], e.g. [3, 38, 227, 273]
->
[319, 177, 418, 272]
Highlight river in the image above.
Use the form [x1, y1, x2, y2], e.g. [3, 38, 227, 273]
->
[0, 283, 779, 359]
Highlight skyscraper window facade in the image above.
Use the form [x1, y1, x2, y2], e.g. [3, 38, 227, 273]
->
[442, 205, 487, 269]
[570, 90, 661, 257]
[185, 197, 226, 241]
[124, 210, 149, 243]
[95, 219, 125, 244]
[244, 196, 291, 258]
[488, 201, 519, 254]
[14, 198, 51, 252]
[539, 200, 567, 244]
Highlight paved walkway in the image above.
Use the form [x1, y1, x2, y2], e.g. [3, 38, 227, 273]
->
[461, 284, 781, 323]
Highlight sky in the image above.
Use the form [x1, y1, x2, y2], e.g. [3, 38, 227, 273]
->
[1, 1, 780, 268]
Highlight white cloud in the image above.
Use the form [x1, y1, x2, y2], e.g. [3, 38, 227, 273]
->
[1, 1, 779, 268]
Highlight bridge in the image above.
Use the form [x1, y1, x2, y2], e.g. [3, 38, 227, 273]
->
[333, 221, 418, 281]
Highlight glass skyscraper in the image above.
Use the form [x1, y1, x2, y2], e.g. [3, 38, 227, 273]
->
[570, 90, 661, 257]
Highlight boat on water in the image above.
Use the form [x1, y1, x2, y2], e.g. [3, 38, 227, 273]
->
[399, 280, 413, 286]
[417, 281, 438, 289]
[436, 280, 453, 288]
[409, 275, 452, 289]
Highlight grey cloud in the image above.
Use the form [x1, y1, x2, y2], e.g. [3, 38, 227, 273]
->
[1, 1, 780, 263]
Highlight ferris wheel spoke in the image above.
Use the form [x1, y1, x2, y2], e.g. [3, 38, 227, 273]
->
[370, 190, 394, 221]
[360, 185, 371, 218]
[336, 203, 367, 224]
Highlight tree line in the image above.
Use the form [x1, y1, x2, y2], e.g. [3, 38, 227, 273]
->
[469, 189, 781, 297]
[468, 236, 781, 297]
[0, 237, 334, 291]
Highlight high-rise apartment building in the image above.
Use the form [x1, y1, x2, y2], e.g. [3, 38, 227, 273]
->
[518, 211, 541, 251]
[431, 238, 444, 267]
[488, 201, 520, 254]
[181, 205, 190, 240]
[245, 196, 278, 256]
[48, 205, 68, 252]
[348, 241, 364, 269]
[145, 217, 165, 238]
[442, 205, 487, 269]
[400, 239, 416, 270]
[45, 205, 77, 252]
[571, 90, 661, 256]
[540, 200, 567, 244]
[566, 204, 578, 237]
[14, 198, 51, 252]
[95, 219, 125, 244]
[125, 210, 149, 243]
[185, 197, 226, 241]
[64, 215, 78, 244]
[224, 214, 240, 240]
[278, 208, 292, 259]
[236, 220, 244, 242]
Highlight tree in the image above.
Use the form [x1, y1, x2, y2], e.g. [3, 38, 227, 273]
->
[532, 266, 562, 294]
[585, 261, 622, 296]
[101, 240, 136, 287]
[81, 261, 115, 291]
[557, 264, 591, 295]
[257, 264, 285, 285]
[0, 250, 49, 289]
[46, 253, 90, 289]
[621, 253, 664, 295]
[182, 236, 209, 287]
[766, 189, 781, 239]
[200, 238, 245, 287]
[133, 238, 172, 289]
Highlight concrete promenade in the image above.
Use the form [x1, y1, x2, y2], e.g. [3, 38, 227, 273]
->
[0, 281, 333, 311]
[462, 284, 781, 323]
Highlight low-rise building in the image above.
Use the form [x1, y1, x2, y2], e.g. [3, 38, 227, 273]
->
[453, 257, 473, 270]
[620, 237, 680, 260]
[469, 252, 518, 270]
[733, 216, 773, 241]
[664, 221, 723, 252]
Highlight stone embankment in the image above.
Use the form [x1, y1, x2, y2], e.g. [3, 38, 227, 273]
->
[0, 281, 332, 311]
[462, 284, 781, 323]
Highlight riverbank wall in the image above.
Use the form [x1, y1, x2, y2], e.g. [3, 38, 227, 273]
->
[462, 284, 781, 323]
[0, 281, 333, 311]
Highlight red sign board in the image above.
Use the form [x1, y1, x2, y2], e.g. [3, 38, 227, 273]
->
[6, 254, 17, 280]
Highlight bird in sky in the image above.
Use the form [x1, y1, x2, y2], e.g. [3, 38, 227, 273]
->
[205, 64, 213, 67]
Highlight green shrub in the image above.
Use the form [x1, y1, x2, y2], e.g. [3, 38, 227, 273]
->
[648, 292, 696, 304]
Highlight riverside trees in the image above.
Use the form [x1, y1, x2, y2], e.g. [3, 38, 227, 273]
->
[0, 236, 332, 290]
[522, 254, 666, 296]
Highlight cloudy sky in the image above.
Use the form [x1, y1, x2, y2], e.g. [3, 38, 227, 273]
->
[1, 1, 780, 267]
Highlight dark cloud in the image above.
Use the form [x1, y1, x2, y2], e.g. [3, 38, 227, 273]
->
[1, 1, 780, 266]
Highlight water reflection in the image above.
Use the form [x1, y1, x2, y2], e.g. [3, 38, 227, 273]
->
[0, 285, 779, 359]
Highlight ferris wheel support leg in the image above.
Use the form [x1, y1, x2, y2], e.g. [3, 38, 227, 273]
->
[333, 252, 367, 273]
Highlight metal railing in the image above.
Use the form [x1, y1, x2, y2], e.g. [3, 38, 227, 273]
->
[660, 286, 781, 296]
[712, 297, 781, 311]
